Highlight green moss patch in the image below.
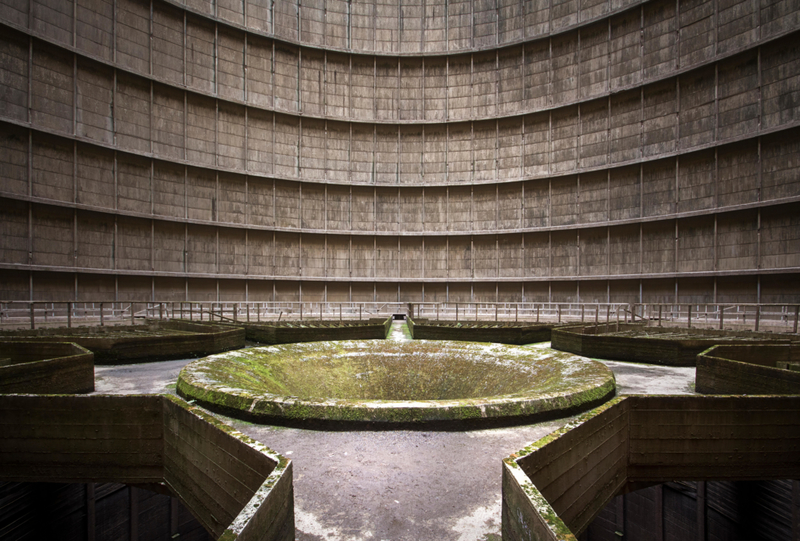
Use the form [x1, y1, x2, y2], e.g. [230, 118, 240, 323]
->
[177, 340, 616, 426]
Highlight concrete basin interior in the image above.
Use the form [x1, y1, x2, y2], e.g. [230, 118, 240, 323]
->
[177, 339, 616, 426]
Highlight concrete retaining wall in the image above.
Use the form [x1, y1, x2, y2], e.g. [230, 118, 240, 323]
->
[696, 344, 800, 395]
[0, 394, 293, 541]
[503, 395, 800, 540]
[0, 341, 94, 394]
[408, 318, 552, 344]
[504, 398, 629, 541]
[240, 317, 391, 344]
[550, 324, 790, 366]
[0, 320, 245, 364]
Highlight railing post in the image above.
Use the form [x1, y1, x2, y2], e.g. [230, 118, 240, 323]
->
[300, 303, 303, 321]
[67, 302, 72, 328]
[594, 304, 599, 330]
[437, 303, 440, 320]
[515, 304, 518, 322]
[30, 302, 35, 330]
[606, 305, 610, 332]
[581, 305, 584, 323]
[456, 304, 458, 321]
[339, 303, 342, 322]
[475, 303, 478, 321]
[557, 304, 561, 323]
[688, 304, 692, 329]
[719, 305, 724, 330]
[536, 304, 539, 323]
[495, 304, 498, 321]
[755, 305, 760, 332]
[658, 305, 662, 327]
[616, 306, 620, 332]
[159, 303, 163, 320]
[100, 303, 104, 326]
[359, 305, 362, 321]
[794, 305, 799, 334]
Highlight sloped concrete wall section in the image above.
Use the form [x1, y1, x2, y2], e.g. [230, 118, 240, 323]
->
[0, 0, 798, 302]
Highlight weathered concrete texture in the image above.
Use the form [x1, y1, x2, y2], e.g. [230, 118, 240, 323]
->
[176, 340, 615, 426]
[0, 320, 245, 364]
[0, 0, 799, 304]
[1, 0, 798, 122]
[408, 317, 554, 344]
[503, 395, 800, 540]
[550, 323, 793, 366]
[0, 340, 94, 393]
[0, 394, 293, 541]
[81, 346, 695, 541]
[232, 317, 391, 345]
[696, 343, 800, 395]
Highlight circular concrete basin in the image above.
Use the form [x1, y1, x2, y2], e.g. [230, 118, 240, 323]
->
[177, 340, 615, 425]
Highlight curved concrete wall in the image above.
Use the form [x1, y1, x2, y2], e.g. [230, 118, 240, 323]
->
[0, 0, 799, 303]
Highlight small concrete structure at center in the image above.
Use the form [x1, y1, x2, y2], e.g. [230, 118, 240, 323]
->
[176, 340, 615, 427]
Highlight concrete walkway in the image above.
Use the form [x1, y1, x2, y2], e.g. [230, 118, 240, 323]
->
[93, 328, 696, 541]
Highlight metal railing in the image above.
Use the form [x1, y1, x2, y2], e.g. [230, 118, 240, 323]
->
[629, 303, 800, 333]
[0, 301, 409, 329]
[1, 300, 798, 334]
[409, 302, 630, 325]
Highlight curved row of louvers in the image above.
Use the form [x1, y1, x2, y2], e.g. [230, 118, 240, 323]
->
[0, 0, 798, 303]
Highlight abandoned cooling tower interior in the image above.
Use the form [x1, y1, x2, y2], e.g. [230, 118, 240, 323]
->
[1, 0, 800, 538]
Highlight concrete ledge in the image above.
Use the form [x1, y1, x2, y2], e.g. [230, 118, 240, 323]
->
[550, 324, 791, 366]
[696, 344, 800, 395]
[502, 395, 800, 540]
[408, 318, 553, 344]
[0, 320, 245, 364]
[0, 394, 293, 541]
[0, 341, 94, 394]
[231, 317, 392, 345]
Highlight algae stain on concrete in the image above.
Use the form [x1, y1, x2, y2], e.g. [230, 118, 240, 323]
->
[388, 320, 412, 341]
[178, 339, 615, 424]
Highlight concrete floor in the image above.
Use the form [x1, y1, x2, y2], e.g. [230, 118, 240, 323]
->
[93, 324, 696, 541]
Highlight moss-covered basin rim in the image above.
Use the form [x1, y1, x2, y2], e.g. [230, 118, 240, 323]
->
[177, 340, 616, 423]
